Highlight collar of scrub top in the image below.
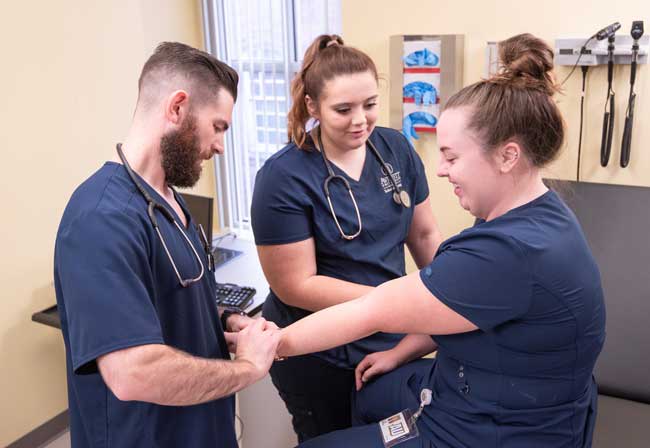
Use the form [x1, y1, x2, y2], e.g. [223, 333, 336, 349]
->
[315, 127, 411, 241]
[116, 143, 214, 288]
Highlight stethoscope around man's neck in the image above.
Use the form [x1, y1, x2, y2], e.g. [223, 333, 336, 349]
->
[116, 143, 214, 288]
[316, 127, 411, 241]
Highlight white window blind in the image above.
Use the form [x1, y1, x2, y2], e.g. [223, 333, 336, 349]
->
[201, 0, 342, 235]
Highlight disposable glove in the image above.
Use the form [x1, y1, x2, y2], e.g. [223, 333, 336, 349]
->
[403, 48, 440, 67]
[403, 81, 437, 106]
[402, 111, 437, 141]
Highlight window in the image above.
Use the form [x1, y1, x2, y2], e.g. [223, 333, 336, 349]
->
[201, 0, 341, 235]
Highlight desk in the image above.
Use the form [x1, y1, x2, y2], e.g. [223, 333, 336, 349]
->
[32, 236, 268, 328]
[212, 235, 268, 317]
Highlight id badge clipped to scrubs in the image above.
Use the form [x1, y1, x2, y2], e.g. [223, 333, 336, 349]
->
[379, 388, 432, 447]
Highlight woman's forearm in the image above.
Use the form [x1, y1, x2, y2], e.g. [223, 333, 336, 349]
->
[286, 275, 374, 312]
[277, 271, 477, 358]
[278, 293, 377, 357]
[390, 334, 438, 365]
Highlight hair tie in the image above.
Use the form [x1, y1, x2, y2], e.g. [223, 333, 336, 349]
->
[326, 39, 339, 48]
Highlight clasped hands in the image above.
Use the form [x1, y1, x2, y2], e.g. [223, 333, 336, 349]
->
[226, 314, 402, 390]
[223, 315, 284, 368]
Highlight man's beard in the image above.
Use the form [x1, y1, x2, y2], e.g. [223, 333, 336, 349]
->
[160, 114, 203, 188]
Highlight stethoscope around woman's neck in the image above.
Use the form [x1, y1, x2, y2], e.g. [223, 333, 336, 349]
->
[116, 143, 214, 287]
[316, 127, 411, 241]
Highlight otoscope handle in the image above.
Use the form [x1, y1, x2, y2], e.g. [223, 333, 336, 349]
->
[600, 113, 611, 167]
[620, 95, 635, 168]
[621, 117, 633, 168]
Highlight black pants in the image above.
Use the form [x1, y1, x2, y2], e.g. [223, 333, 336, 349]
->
[270, 354, 355, 443]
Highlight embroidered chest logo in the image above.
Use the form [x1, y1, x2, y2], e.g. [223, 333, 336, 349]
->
[379, 163, 403, 193]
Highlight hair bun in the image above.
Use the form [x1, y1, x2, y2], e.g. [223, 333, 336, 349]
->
[318, 34, 344, 51]
[494, 33, 558, 95]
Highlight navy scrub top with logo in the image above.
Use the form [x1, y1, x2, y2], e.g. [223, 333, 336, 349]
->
[54, 162, 237, 448]
[251, 126, 430, 368]
[417, 190, 606, 447]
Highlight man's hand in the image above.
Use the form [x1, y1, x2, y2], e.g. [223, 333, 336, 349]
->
[355, 349, 401, 391]
[233, 318, 280, 383]
[224, 319, 278, 353]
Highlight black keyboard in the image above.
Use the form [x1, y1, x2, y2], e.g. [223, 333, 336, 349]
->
[215, 283, 256, 309]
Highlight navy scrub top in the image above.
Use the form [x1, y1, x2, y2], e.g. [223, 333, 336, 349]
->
[251, 126, 430, 368]
[417, 190, 606, 447]
[54, 162, 237, 448]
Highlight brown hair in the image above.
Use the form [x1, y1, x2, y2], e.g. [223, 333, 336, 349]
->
[287, 34, 378, 149]
[138, 42, 239, 107]
[444, 33, 564, 167]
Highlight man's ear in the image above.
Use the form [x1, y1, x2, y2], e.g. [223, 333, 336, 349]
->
[497, 141, 522, 173]
[164, 90, 190, 125]
[305, 95, 319, 119]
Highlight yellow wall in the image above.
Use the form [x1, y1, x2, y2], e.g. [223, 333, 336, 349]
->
[0, 1, 213, 444]
[342, 0, 650, 249]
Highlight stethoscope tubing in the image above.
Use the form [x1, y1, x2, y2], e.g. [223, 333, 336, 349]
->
[315, 128, 409, 240]
[116, 143, 208, 287]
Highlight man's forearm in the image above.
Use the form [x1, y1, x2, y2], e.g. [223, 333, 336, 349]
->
[110, 344, 257, 406]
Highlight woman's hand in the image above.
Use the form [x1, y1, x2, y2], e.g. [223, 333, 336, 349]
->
[355, 349, 402, 391]
[225, 319, 279, 353]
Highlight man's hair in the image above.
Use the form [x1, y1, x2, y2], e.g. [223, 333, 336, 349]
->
[137, 42, 238, 107]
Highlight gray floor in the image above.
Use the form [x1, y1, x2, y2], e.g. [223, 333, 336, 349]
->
[44, 431, 70, 448]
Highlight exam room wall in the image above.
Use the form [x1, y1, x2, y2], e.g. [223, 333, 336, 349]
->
[0, 1, 214, 444]
[342, 0, 650, 270]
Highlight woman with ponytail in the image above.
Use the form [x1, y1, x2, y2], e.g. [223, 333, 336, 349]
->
[274, 33, 606, 447]
[251, 34, 442, 442]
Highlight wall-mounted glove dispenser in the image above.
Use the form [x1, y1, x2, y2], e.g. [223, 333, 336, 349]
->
[389, 34, 464, 142]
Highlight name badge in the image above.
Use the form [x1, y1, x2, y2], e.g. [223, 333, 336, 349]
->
[379, 409, 418, 447]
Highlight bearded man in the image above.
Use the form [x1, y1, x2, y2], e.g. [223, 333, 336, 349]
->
[54, 42, 279, 448]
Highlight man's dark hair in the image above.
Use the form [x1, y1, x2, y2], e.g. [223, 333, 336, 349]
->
[138, 42, 238, 105]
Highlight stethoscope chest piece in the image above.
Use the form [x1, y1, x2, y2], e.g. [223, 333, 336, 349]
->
[394, 190, 411, 208]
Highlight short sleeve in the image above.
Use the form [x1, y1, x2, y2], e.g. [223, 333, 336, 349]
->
[251, 161, 312, 245]
[399, 133, 429, 205]
[411, 147, 429, 205]
[419, 232, 532, 330]
[55, 211, 164, 373]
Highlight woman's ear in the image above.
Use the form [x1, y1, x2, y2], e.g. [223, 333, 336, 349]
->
[305, 95, 319, 119]
[497, 141, 522, 173]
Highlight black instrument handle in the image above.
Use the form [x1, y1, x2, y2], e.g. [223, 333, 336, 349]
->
[600, 95, 616, 167]
[600, 113, 611, 167]
[620, 115, 634, 168]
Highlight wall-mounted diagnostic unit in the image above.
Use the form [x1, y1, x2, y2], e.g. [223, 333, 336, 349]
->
[555, 21, 647, 173]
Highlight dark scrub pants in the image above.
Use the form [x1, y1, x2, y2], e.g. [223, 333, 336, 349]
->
[270, 354, 355, 443]
[298, 360, 434, 448]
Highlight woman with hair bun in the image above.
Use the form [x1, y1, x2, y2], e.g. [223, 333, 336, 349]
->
[250, 34, 442, 442]
[275, 33, 606, 447]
